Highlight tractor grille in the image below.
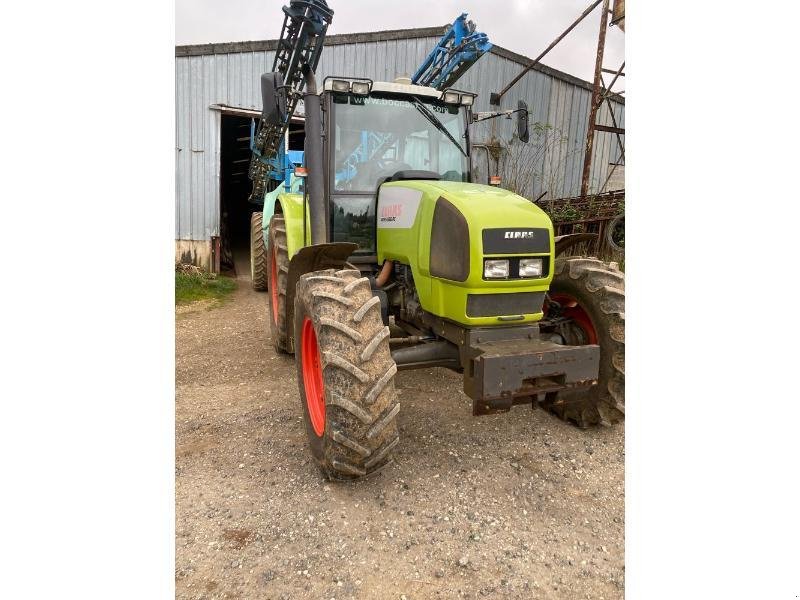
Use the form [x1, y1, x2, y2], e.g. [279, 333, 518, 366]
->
[466, 292, 545, 318]
[482, 227, 550, 254]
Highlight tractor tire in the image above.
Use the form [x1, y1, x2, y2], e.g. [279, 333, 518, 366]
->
[267, 215, 290, 354]
[293, 268, 400, 480]
[543, 257, 625, 427]
[605, 215, 625, 254]
[250, 212, 268, 291]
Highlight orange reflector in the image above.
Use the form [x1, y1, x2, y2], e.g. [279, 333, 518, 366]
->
[489, 176, 501, 185]
[295, 166, 308, 177]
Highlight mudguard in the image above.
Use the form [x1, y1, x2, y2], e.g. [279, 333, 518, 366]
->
[270, 191, 309, 259]
[284, 242, 358, 351]
[262, 174, 304, 250]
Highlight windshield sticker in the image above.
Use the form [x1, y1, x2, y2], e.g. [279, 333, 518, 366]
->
[347, 96, 451, 114]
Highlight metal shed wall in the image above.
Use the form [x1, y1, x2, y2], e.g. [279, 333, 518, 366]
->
[175, 27, 624, 261]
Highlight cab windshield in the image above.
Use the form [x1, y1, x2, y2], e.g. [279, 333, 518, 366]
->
[331, 94, 469, 193]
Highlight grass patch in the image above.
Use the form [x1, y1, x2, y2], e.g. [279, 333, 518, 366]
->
[175, 270, 236, 306]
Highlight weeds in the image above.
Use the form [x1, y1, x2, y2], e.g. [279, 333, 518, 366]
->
[175, 265, 236, 306]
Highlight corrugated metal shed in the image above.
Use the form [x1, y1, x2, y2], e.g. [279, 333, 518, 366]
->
[175, 25, 624, 252]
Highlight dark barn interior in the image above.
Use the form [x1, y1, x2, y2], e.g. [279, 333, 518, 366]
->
[219, 114, 305, 274]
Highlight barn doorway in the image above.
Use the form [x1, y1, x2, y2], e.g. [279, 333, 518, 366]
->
[219, 114, 255, 274]
[218, 112, 305, 275]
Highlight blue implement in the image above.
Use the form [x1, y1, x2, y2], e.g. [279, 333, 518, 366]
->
[411, 13, 492, 90]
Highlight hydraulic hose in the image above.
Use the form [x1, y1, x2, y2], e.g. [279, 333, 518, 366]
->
[375, 260, 393, 287]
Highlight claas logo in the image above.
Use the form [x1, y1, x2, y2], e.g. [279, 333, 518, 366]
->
[504, 231, 536, 239]
[380, 204, 403, 221]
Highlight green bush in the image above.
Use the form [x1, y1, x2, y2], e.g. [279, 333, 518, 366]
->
[175, 270, 236, 305]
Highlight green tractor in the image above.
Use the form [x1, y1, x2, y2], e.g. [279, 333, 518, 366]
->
[261, 68, 624, 479]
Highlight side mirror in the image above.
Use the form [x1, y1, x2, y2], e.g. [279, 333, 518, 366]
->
[517, 100, 529, 143]
[261, 72, 287, 126]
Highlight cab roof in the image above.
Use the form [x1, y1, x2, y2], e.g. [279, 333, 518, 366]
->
[322, 78, 448, 100]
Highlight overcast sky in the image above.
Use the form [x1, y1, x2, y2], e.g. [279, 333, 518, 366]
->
[176, 0, 624, 88]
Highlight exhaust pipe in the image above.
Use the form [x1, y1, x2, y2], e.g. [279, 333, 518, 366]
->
[302, 64, 327, 245]
[391, 341, 461, 371]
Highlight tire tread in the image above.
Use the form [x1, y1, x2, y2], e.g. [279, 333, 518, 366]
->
[294, 269, 400, 479]
[544, 257, 625, 427]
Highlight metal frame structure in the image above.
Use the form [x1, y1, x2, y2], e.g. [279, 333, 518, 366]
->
[491, 0, 626, 253]
[543, 189, 624, 258]
[579, 0, 625, 198]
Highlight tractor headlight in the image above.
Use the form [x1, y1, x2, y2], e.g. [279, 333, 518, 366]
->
[484, 259, 509, 279]
[442, 91, 460, 104]
[519, 258, 544, 278]
[331, 79, 350, 93]
[351, 81, 370, 95]
[461, 94, 475, 106]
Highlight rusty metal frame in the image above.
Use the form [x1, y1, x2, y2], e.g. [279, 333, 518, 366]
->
[545, 190, 624, 257]
[490, 0, 625, 217]
[579, 0, 611, 197]
[578, 3, 626, 197]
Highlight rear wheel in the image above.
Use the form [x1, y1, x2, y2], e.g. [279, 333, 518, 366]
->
[294, 268, 400, 480]
[542, 257, 625, 427]
[250, 212, 268, 291]
[267, 215, 290, 353]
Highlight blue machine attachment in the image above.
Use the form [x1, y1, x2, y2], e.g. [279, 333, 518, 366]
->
[250, 118, 306, 196]
[411, 13, 492, 90]
[285, 150, 305, 191]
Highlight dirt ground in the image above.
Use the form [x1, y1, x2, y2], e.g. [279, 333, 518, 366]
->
[176, 268, 625, 600]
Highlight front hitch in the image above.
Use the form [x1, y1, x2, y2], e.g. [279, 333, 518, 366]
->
[456, 324, 599, 416]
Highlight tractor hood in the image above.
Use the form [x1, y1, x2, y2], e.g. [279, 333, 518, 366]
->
[406, 180, 553, 232]
[376, 180, 554, 260]
[376, 179, 555, 327]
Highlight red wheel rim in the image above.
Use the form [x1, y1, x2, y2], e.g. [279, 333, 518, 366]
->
[270, 247, 279, 325]
[301, 317, 325, 437]
[547, 293, 598, 345]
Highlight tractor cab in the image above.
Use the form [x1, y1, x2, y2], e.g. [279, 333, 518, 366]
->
[318, 78, 475, 255]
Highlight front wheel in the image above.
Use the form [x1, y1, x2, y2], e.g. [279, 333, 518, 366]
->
[294, 268, 400, 479]
[542, 257, 625, 427]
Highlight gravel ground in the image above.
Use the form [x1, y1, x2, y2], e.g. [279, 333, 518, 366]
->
[176, 275, 624, 599]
